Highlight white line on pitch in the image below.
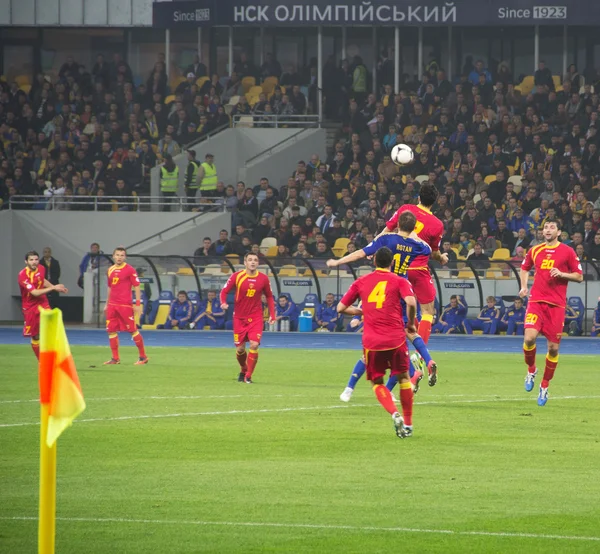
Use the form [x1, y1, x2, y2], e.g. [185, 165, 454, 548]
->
[2, 516, 599, 542]
[1, 395, 599, 429]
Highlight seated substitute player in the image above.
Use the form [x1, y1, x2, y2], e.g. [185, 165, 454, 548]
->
[520, 219, 583, 406]
[376, 183, 447, 345]
[190, 290, 225, 330]
[463, 296, 500, 335]
[275, 294, 298, 331]
[18, 250, 68, 360]
[220, 253, 275, 383]
[328, 211, 437, 401]
[497, 297, 526, 336]
[316, 293, 340, 332]
[164, 291, 194, 329]
[337, 247, 418, 438]
[432, 295, 467, 334]
[591, 298, 600, 337]
[104, 247, 148, 365]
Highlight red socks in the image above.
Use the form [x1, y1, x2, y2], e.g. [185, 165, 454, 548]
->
[245, 349, 259, 379]
[418, 314, 434, 344]
[399, 381, 413, 426]
[542, 354, 558, 388]
[373, 384, 397, 415]
[523, 343, 536, 371]
[31, 339, 40, 360]
[132, 332, 146, 358]
[236, 350, 248, 371]
[109, 334, 120, 360]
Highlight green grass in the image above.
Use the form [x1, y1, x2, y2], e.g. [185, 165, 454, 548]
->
[1, 345, 600, 553]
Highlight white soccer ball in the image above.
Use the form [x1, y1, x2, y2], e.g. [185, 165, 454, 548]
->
[391, 144, 414, 166]
[410, 352, 425, 372]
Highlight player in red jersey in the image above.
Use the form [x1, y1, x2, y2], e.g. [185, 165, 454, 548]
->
[380, 183, 446, 347]
[104, 247, 148, 365]
[18, 250, 68, 359]
[220, 252, 275, 383]
[337, 247, 418, 438]
[519, 219, 583, 406]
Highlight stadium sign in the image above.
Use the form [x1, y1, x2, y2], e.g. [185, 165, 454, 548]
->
[153, 0, 600, 27]
[444, 282, 475, 289]
[282, 279, 314, 286]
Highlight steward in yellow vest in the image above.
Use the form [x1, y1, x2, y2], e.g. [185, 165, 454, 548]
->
[197, 153, 217, 197]
[184, 149, 200, 210]
[160, 154, 179, 211]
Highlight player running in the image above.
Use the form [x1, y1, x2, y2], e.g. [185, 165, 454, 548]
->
[327, 211, 437, 401]
[519, 219, 583, 406]
[18, 250, 68, 360]
[104, 247, 148, 365]
[220, 252, 275, 383]
[378, 183, 447, 349]
[337, 247, 418, 438]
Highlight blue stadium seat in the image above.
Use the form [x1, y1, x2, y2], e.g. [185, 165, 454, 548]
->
[187, 291, 201, 317]
[304, 293, 319, 305]
[144, 291, 174, 327]
[280, 292, 293, 302]
[567, 297, 585, 331]
[494, 296, 506, 317]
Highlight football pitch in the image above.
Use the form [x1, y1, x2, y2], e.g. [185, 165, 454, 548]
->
[1, 344, 600, 553]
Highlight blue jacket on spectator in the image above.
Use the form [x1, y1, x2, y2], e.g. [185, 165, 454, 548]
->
[276, 297, 298, 331]
[316, 295, 339, 332]
[502, 305, 526, 335]
[432, 298, 467, 334]
[464, 303, 500, 335]
[165, 298, 193, 329]
[591, 301, 600, 337]
[192, 297, 225, 330]
[507, 214, 533, 235]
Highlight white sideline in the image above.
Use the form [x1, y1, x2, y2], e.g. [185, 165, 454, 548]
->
[3, 515, 600, 542]
[1, 395, 599, 429]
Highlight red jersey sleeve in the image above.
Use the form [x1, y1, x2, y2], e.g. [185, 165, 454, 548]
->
[129, 267, 140, 287]
[397, 276, 415, 299]
[521, 247, 534, 272]
[385, 209, 400, 231]
[220, 272, 238, 304]
[340, 280, 361, 307]
[567, 248, 583, 275]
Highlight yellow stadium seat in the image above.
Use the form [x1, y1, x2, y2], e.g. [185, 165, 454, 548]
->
[164, 94, 176, 105]
[142, 304, 171, 330]
[226, 253, 240, 261]
[248, 85, 263, 96]
[484, 175, 496, 185]
[491, 248, 511, 260]
[241, 76, 256, 93]
[332, 237, 351, 256]
[14, 74, 30, 86]
[20, 84, 31, 95]
[457, 270, 475, 279]
[266, 246, 278, 257]
[262, 76, 278, 94]
[415, 174, 429, 185]
[170, 76, 186, 90]
[196, 76, 210, 89]
[552, 75, 562, 90]
[516, 75, 535, 95]
[278, 265, 298, 277]
[237, 115, 254, 127]
[177, 268, 194, 276]
[202, 264, 223, 275]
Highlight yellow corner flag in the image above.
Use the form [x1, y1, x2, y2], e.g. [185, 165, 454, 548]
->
[38, 308, 86, 554]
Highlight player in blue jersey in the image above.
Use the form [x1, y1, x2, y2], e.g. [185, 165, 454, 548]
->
[327, 211, 437, 402]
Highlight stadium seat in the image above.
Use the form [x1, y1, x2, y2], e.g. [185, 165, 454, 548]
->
[457, 269, 475, 279]
[196, 76, 209, 88]
[202, 264, 223, 275]
[248, 85, 263, 97]
[170, 76, 186, 91]
[260, 237, 277, 254]
[142, 291, 174, 329]
[186, 291, 201, 317]
[494, 296, 506, 317]
[241, 76, 256, 93]
[302, 293, 319, 316]
[491, 248, 511, 260]
[164, 94, 176, 105]
[515, 75, 535, 95]
[484, 175, 496, 185]
[265, 246, 278, 257]
[473, 194, 481, 204]
[257, 264, 273, 276]
[357, 267, 372, 276]
[278, 265, 298, 277]
[332, 237, 351, 258]
[415, 175, 429, 184]
[262, 76, 278, 94]
[14, 74, 30, 86]
[177, 267, 194, 276]
[552, 75, 562, 91]
[567, 297, 585, 329]
[20, 84, 31, 94]
[508, 175, 523, 194]
[237, 115, 254, 127]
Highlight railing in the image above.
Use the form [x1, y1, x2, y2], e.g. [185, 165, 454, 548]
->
[232, 114, 320, 129]
[244, 129, 308, 167]
[184, 122, 231, 149]
[7, 195, 228, 212]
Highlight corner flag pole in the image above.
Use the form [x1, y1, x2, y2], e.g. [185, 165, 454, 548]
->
[38, 403, 56, 554]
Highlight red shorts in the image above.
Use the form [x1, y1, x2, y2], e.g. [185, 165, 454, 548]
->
[233, 317, 264, 346]
[524, 302, 564, 344]
[364, 343, 410, 381]
[407, 269, 436, 305]
[22, 303, 48, 337]
[106, 304, 136, 333]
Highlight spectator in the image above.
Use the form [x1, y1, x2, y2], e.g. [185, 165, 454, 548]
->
[164, 291, 193, 329]
[534, 60, 554, 91]
[186, 55, 207, 79]
[193, 237, 217, 264]
[464, 296, 500, 335]
[190, 290, 224, 330]
[467, 243, 490, 269]
[40, 246, 61, 308]
[78, 242, 102, 288]
[589, 232, 600, 260]
[316, 293, 340, 332]
[275, 294, 298, 331]
[214, 230, 232, 255]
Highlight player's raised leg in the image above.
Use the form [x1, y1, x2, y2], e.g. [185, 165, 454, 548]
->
[340, 357, 366, 402]
[523, 327, 538, 392]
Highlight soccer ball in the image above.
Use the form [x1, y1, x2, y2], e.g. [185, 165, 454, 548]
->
[410, 352, 426, 372]
[391, 143, 414, 166]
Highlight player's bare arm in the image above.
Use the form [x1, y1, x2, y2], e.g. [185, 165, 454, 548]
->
[133, 285, 142, 318]
[336, 301, 362, 317]
[431, 250, 449, 264]
[327, 249, 366, 268]
[43, 278, 68, 294]
[30, 284, 57, 297]
[519, 268, 530, 297]
[549, 268, 584, 282]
